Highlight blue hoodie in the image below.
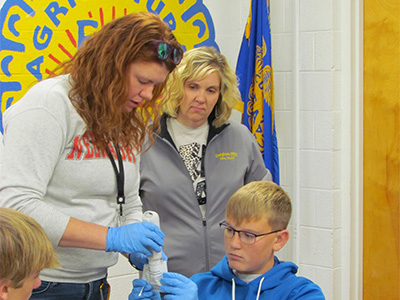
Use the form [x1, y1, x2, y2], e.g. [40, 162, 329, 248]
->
[191, 256, 325, 300]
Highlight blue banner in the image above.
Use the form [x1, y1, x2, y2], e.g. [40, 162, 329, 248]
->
[236, 0, 279, 184]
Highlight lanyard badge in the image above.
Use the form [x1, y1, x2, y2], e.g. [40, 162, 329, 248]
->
[106, 143, 125, 222]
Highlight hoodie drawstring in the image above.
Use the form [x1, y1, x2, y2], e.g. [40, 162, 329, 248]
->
[231, 276, 264, 300]
[256, 277, 265, 300]
[231, 278, 236, 300]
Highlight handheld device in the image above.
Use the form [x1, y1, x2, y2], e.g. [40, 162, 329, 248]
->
[142, 211, 168, 292]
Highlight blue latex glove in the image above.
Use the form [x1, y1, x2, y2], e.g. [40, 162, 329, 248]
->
[106, 222, 164, 256]
[129, 279, 161, 300]
[160, 272, 198, 300]
[129, 250, 168, 270]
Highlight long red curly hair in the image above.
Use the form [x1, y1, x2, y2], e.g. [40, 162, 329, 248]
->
[57, 12, 182, 152]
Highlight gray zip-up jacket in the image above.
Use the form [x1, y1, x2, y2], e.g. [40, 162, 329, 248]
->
[139, 114, 272, 277]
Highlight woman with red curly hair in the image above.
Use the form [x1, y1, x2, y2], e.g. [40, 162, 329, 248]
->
[0, 12, 182, 300]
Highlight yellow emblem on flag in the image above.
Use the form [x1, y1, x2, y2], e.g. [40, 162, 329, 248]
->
[246, 37, 274, 151]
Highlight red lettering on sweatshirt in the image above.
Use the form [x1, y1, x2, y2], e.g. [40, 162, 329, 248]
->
[120, 145, 136, 163]
[65, 133, 135, 162]
[66, 135, 84, 159]
[82, 133, 93, 159]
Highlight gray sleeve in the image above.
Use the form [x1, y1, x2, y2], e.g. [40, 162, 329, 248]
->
[0, 106, 70, 246]
[263, 168, 273, 181]
[242, 126, 273, 183]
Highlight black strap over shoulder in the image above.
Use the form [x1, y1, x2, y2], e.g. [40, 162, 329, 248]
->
[106, 143, 125, 216]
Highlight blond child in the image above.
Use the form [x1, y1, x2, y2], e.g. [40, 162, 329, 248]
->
[0, 208, 58, 300]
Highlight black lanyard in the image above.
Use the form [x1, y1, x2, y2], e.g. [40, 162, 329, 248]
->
[106, 143, 125, 217]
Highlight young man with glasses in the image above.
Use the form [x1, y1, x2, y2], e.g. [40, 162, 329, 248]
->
[129, 181, 325, 299]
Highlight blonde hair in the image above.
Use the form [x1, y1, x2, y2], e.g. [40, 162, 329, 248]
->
[56, 12, 182, 152]
[226, 181, 292, 230]
[0, 208, 59, 288]
[161, 46, 241, 127]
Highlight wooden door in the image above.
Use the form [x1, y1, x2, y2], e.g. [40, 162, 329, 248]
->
[363, 0, 400, 299]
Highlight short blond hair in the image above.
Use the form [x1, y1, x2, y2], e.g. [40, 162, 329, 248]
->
[226, 181, 292, 230]
[161, 46, 241, 128]
[0, 208, 59, 288]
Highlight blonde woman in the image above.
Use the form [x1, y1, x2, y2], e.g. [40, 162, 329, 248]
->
[138, 47, 272, 277]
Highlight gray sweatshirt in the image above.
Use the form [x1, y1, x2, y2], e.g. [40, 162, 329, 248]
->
[0, 75, 142, 282]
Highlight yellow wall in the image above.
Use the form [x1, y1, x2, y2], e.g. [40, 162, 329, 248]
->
[363, 0, 400, 298]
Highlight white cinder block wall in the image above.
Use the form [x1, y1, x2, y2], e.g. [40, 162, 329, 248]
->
[0, 0, 357, 299]
[271, 0, 354, 300]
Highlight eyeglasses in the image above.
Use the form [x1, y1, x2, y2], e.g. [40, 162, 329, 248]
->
[219, 221, 282, 245]
[150, 40, 183, 65]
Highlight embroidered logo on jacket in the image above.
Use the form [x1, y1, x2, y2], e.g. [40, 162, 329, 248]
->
[215, 152, 237, 160]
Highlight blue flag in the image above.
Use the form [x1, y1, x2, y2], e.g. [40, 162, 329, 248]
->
[236, 0, 279, 184]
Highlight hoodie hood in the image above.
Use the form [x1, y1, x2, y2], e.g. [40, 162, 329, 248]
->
[212, 256, 298, 292]
[192, 255, 325, 300]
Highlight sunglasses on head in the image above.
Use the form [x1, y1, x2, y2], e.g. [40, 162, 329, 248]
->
[150, 40, 183, 65]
